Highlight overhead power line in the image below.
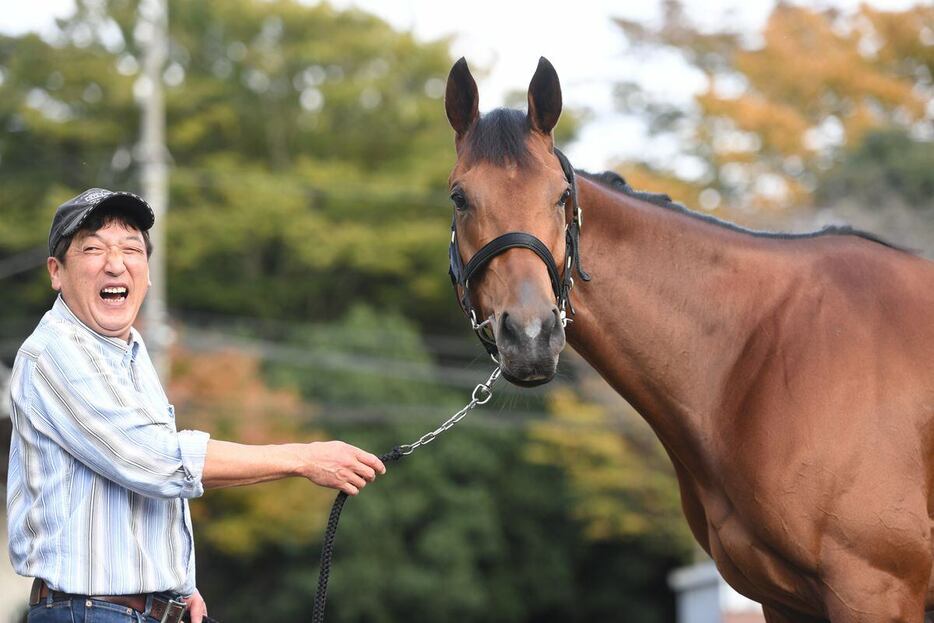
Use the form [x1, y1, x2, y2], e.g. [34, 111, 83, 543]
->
[177, 309, 487, 359]
[181, 326, 556, 394]
[179, 398, 632, 434]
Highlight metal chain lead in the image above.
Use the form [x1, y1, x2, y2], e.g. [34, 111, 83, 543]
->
[313, 364, 503, 622]
[398, 365, 502, 455]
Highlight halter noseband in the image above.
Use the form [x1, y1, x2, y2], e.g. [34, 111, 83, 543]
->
[448, 148, 592, 358]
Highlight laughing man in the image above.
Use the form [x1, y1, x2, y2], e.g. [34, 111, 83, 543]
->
[6, 189, 385, 623]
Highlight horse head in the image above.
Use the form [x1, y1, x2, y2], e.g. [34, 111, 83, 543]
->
[445, 57, 578, 387]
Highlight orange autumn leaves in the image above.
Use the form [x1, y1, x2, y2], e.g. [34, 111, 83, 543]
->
[615, 2, 932, 213]
[169, 345, 334, 555]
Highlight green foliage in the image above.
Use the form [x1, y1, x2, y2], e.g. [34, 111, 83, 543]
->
[817, 127, 934, 210]
[528, 389, 693, 551]
[161, 0, 461, 328]
[0, 0, 460, 336]
[0, 26, 139, 330]
[263, 304, 455, 408]
[195, 422, 683, 623]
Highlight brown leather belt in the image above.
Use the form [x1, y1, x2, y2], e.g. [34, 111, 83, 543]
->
[30, 578, 188, 623]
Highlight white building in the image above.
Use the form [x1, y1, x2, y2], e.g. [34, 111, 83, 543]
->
[669, 560, 766, 623]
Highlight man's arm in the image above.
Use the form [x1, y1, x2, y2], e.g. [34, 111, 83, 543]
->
[202, 439, 386, 496]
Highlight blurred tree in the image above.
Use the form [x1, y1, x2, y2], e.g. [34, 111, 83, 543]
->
[169, 346, 336, 555]
[613, 1, 933, 213]
[159, 0, 464, 327]
[817, 127, 934, 210]
[0, 20, 142, 338]
[527, 388, 693, 550]
[0, 0, 460, 336]
[796, 126, 934, 257]
[264, 304, 459, 407]
[613, 164, 711, 214]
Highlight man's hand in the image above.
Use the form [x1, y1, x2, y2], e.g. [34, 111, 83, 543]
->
[297, 441, 386, 495]
[184, 589, 208, 623]
[203, 439, 386, 493]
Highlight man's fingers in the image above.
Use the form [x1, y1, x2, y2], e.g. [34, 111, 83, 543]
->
[184, 590, 207, 623]
[346, 472, 367, 490]
[356, 464, 377, 482]
[306, 442, 388, 494]
[358, 451, 386, 474]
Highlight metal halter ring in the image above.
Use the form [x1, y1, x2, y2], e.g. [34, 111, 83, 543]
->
[472, 382, 493, 405]
[470, 309, 492, 331]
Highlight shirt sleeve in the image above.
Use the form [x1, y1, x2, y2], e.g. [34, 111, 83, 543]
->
[28, 334, 210, 500]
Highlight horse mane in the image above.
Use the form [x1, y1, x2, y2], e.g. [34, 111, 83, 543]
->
[578, 169, 909, 253]
[467, 108, 531, 167]
[464, 109, 906, 253]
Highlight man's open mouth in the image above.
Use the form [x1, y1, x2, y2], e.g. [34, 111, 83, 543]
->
[100, 286, 128, 303]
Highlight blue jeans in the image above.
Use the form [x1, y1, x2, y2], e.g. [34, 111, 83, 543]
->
[27, 596, 164, 622]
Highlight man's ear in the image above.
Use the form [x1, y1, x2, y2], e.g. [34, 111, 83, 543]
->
[48, 257, 62, 292]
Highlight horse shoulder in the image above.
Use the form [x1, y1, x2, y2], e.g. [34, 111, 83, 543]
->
[701, 240, 934, 572]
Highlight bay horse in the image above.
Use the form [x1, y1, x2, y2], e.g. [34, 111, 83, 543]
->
[444, 57, 934, 622]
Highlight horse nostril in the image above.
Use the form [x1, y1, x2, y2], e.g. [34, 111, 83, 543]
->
[500, 310, 563, 345]
[500, 311, 520, 342]
[543, 308, 559, 332]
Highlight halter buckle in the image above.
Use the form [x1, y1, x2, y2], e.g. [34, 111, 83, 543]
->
[470, 309, 492, 332]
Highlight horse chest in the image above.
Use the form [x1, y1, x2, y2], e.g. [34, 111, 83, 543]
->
[698, 492, 825, 614]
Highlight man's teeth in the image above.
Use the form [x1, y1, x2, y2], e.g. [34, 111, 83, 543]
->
[101, 287, 128, 301]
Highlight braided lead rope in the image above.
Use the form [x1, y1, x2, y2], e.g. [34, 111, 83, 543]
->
[311, 366, 502, 623]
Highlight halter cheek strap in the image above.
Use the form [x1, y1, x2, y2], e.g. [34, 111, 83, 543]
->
[448, 148, 591, 358]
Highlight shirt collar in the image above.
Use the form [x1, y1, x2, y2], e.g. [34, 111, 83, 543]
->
[52, 295, 141, 362]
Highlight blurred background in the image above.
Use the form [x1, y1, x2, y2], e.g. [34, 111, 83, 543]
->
[0, 1, 931, 621]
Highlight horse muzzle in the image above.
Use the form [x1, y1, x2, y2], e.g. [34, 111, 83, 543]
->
[493, 307, 565, 386]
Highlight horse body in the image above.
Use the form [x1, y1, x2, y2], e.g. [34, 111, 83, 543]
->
[444, 56, 934, 621]
[567, 174, 934, 620]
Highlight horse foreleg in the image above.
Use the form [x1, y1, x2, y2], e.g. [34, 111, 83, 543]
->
[820, 579, 927, 623]
[818, 545, 930, 623]
[762, 604, 828, 623]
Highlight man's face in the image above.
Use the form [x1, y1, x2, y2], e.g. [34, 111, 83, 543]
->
[47, 220, 149, 342]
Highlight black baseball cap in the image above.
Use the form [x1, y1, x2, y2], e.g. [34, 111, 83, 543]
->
[48, 188, 155, 255]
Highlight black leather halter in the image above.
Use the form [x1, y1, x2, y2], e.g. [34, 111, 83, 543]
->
[448, 148, 592, 358]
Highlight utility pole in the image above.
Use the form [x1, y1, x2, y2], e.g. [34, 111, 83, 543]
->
[138, 0, 171, 380]
[0, 362, 10, 420]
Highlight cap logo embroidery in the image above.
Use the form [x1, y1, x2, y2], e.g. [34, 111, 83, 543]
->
[80, 190, 111, 204]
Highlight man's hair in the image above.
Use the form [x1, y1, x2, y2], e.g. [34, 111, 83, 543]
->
[51, 207, 154, 263]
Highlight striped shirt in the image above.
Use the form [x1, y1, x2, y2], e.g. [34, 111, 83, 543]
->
[6, 296, 210, 596]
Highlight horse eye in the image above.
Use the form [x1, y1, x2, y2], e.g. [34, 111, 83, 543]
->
[558, 188, 572, 207]
[450, 189, 468, 211]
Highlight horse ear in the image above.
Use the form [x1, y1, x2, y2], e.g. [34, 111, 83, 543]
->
[527, 57, 562, 135]
[445, 57, 479, 138]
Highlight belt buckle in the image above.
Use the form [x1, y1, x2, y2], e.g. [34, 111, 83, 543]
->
[29, 579, 43, 606]
[160, 597, 187, 623]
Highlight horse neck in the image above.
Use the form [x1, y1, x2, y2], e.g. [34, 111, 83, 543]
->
[566, 177, 794, 479]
